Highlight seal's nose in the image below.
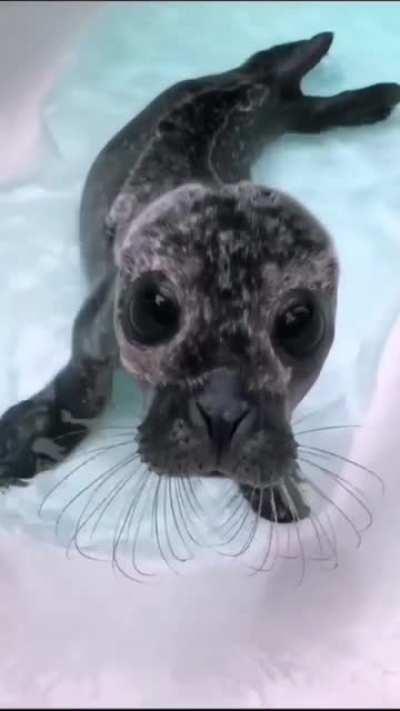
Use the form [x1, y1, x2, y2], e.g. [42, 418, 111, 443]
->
[195, 401, 250, 456]
[191, 368, 252, 458]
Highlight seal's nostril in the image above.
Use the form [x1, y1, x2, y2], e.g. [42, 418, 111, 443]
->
[229, 408, 250, 441]
[195, 401, 213, 441]
[195, 401, 250, 452]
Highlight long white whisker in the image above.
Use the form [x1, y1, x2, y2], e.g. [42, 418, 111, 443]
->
[295, 424, 361, 437]
[299, 456, 373, 531]
[249, 488, 275, 575]
[67, 454, 138, 559]
[297, 471, 362, 548]
[299, 444, 384, 493]
[38, 440, 134, 517]
[279, 480, 306, 585]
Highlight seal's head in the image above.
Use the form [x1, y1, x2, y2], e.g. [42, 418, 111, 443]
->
[114, 182, 338, 492]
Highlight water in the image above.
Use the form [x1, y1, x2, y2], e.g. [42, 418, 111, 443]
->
[1, 1, 400, 706]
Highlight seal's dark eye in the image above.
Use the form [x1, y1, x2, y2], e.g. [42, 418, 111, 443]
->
[273, 293, 324, 359]
[121, 272, 180, 346]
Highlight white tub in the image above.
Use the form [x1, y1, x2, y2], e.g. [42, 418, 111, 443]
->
[1, 2, 400, 706]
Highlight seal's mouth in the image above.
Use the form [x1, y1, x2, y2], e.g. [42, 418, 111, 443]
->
[196, 466, 311, 524]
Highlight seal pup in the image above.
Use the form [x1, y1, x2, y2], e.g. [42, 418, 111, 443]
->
[0, 32, 399, 526]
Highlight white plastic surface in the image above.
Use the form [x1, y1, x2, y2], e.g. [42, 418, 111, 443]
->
[1, 1, 400, 706]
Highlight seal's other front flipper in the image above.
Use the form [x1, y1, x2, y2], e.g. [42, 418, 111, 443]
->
[291, 83, 400, 133]
[241, 31, 334, 99]
[0, 276, 116, 488]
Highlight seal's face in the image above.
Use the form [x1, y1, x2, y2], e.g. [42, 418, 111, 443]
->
[114, 182, 338, 488]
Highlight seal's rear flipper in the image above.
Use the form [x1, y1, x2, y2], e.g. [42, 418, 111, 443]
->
[291, 82, 400, 133]
[242, 32, 334, 99]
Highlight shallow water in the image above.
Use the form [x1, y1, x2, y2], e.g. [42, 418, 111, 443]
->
[1, 1, 400, 706]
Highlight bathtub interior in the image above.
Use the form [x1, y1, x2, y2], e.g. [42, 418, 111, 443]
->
[1, 1, 400, 707]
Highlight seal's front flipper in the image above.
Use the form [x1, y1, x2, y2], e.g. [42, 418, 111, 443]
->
[292, 83, 400, 133]
[0, 276, 117, 488]
[240, 480, 310, 524]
